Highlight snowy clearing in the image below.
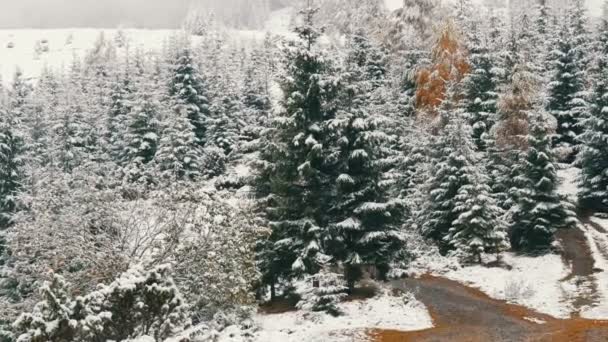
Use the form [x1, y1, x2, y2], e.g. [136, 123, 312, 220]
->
[443, 253, 571, 318]
[250, 288, 432, 342]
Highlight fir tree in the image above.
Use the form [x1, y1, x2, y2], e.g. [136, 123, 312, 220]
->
[0, 110, 23, 257]
[462, 29, 499, 151]
[254, 5, 337, 288]
[421, 97, 479, 253]
[445, 181, 508, 263]
[327, 32, 404, 289]
[577, 63, 608, 211]
[510, 119, 577, 253]
[155, 102, 204, 181]
[169, 45, 210, 147]
[546, 25, 587, 158]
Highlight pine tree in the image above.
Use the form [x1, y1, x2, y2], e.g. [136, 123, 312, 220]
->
[240, 49, 272, 145]
[327, 32, 404, 289]
[169, 44, 210, 147]
[155, 102, 204, 181]
[510, 119, 577, 253]
[254, 5, 338, 288]
[420, 97, 480, 253]
[577, 63, 608, 211]
[462, 29, 499, 151]
[122, 88, 160, 182]
[568, 0, 590, 70]
[0, 110, 23, 258]
[445, 180, 507, 263]
[546, 24, 587, 158]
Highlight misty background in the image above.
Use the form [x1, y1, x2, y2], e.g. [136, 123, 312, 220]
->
[0, 0, 602, 29]
[0, 0, 289, 29]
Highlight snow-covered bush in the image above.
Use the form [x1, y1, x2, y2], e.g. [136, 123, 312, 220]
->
[170, 187, 260, 323]
[503, 278, 535, 301]
[296, 270, 348, 316]
[13, 265, 190, 342]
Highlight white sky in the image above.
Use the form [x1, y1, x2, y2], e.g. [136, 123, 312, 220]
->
[385, 0, 604, 15]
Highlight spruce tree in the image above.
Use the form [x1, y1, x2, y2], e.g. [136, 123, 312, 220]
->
[510, 119, 576, 253]
[327, 32, 404, 289]
[578, 63, 608, 211]
[462, 30, 499, 151]
[421, 97, 479, 253]
[254, 5, 337, 288]
[546, 25, 587, 158]
[169, 45, 210, 147]
[445, 181, 507, 263]
[0, 110, 23, 257]
[155, 101, 204, 181]
[122, 88, 160, 182]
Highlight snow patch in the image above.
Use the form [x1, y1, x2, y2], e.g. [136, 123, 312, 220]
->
[252, 288, 433, 342]
[443, 253, 571, 318]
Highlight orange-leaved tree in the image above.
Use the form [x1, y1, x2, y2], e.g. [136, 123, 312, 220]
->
[415, 20, 470, 115]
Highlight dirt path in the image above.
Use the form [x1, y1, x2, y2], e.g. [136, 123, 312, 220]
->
[555, 222, 600, 315]
[369, 275, 608, 342]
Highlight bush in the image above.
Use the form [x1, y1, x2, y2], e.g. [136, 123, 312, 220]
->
[13, 265, 190, 342]
[296, 270, 348, 316]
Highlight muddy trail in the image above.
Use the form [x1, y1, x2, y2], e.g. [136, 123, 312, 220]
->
[555, 221, 600, 315]
[369, 275, 608, 342]
[369, 212, 608, 341]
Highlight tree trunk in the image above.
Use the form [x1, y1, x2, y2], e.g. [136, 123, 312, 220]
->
[270, 280, 276, 301]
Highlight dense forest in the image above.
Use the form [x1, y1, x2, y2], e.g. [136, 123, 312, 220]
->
[1, 0, 608, 340]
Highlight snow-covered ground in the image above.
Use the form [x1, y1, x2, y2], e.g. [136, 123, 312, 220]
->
[444, 253, 571, 318]
[250, 288, 432, 342]
[581, 216, 608, 319]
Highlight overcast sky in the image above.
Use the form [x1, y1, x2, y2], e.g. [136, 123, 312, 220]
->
[0, 0, 603, 29]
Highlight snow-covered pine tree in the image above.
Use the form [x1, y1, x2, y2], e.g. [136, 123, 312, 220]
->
[577, 61, 608, 211]
[106, 72, 134, 164]
[169, 44, 210, 147]
[240, 48, 272, 145]
[9, 69, 32, 117]
[0, 109, 23, 260]
[254, 4, 337, 287]
[384, 0, 439, 53]
[327, 31, 404, 289]
[420, 93, 479, 253]
[462, 28, 499, 151]
[568, 0, 591, 70]
[546, 24, 587, 159]
[444, 178, 508, 263]
[510, 118, 577, 253]
[122, 87, 160, 182]
[207, 47, 243, 156]
[296, 270, 348, 316]
[154, 100, 204, 181]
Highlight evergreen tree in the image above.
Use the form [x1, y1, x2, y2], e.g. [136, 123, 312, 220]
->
[445, 180, 508, 263]
[154, 102, 204, 181]
[510, 119, 576, 253]
[546, 25, 587, 158]
[568, 0, 591, 70]
[420, 97, 480, 253]
[577, 63, 608, 211]
[327, 32, 404, 289]
[169, 44, 210, 147]
[122, 88, 160, 182]
[254, 5, 338, 288]
[462, 29, 499, 151]
[0, 110, 23, 257]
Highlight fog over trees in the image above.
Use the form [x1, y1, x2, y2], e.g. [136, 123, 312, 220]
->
[0, 0, 289, 29]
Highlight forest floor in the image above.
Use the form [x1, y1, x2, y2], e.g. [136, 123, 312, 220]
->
[371, 275, 608, 342]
